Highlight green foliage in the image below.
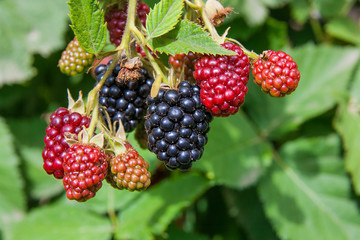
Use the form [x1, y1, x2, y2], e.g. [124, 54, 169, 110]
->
[2, 0, 360, 239]
[193, 112, 272, 189]
[0, 0, 68, 86]
[10, 205, 112, 240]
[68, 0, 107, 55]
[0, 117, 25, 237]
[149, 20, 236, 55]
[146, 0, 184, 39]
[258, 135, 360, 240]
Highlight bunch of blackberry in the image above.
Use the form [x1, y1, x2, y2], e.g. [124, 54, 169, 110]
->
[145, 81, 212, 170]
[94, 61, 153, 132]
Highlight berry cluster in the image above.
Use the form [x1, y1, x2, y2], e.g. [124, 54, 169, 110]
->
[105, 2, 149, 46]
[63, 144, 109, 202]
[58, 38, 94, 76]
[107, 145, 151, 191]
[48, 0, 302, 203]
[146, 81, 212, 170]
[42, 107, 90, 179]
[252, 50, 300, 97]
[194, 42, 250, 117]
[95, 60, 153, 132]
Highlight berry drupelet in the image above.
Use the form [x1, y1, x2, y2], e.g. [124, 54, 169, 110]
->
[94, 61, 153, 132]
[145, 81, 213, 170]
[63, 143, 109, 202]
[107, 145, 151, 191]
[252, 50, 300, 97]
[169, 52, 200, 82]
[194, 42, 250, 117]
[58, 38, 94, 76]
[42, 107, 90, 179]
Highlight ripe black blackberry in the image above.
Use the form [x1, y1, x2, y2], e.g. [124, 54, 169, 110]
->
[145, 81, 212, 170]
[95, 61, 153, 132]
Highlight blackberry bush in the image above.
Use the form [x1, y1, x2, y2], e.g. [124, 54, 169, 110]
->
[145, 81, 213, 170]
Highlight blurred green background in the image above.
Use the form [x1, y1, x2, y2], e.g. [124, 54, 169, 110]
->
[1, 0, 360, 239]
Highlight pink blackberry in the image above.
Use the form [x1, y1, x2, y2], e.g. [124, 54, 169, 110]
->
[252, 50, 300, 97]
[42, 108, 90, 179]
[194, 42, 250, 117]
[63, 143, 109, 202]
[169, 52, 200, 82]
[105, 2, 149, 46]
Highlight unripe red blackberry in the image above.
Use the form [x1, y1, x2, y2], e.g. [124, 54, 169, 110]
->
[252, 50, 300, 97]
[194, 42, 250, 117]
[169, 52, 200, 82]
[105, 2, 149, 46]
[95, 60, 153, 132]
[63, 143, 109, 202]
[58, 38, 94, 76]
[146, 81, 213, 170]
[42, 108, 90, 179]
[107, 146, 151, 191]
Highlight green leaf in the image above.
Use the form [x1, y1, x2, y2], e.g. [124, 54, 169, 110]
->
[313, 0, 350, 19]
[289, 0, 310, 24]
[334, 65, 360, 195]
[0, 0, 68, 86]
[193, 112, 272, 189]
[0, 117, 26, 234]
[146, 0, 184, 39]
[7, 118, 63, 200]
[244, 44, 360, 139]
[9, 205, 112, 240]
[15, 0, 69, 57]
[258, 0, 291, 8]
[149, 20, 236, 55]
[166, 224, 210, 240]
[116, 173, 209, 240]
[258, 135, 360, 240]
[325, 17, 360, 45]
[223, 187, 279, 240]
[68, 0, 107, 56]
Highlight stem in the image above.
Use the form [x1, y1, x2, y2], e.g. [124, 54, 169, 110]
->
[309, 17, 325, 43]
[131, 26, 168, 84]
[194, 0, 222, 44]
[87, 97, 99, 137]
[185, 0, 200, 10]
[117, 0, 138, 55]
[227, 38, 260, 60]
[85, 0, 138, 117]
[107, 188, 118, 232]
